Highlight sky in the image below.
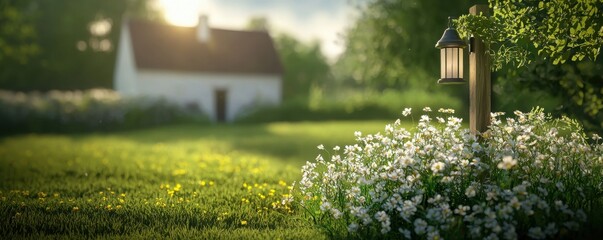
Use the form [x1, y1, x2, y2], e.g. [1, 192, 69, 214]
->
[155, 0, 358, 60]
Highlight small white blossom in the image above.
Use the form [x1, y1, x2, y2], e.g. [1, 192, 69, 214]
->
[320, 201, 332, 211]
[431, 162, 445, 173]
[528, 227, 545, 239]
[354, 131, 362, 138]
[438, 108, 455, 114]
[317, 144, 324, 150]
[465, 185, 477, 198]
[399, 228, 411, 239]
[414, 218, 428, 235]
[402, 108, 412, 116]
[436, 117, 446, 123]
[556, 182, 565, 191]
[497, 156, 517, 170]
[486, 191, 498, 201]
[454, 205, 470, 216]
[331, 208, 343, 219]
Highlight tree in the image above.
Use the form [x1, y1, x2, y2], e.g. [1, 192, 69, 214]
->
[457, 0, 603, 69]
[0, 0, 157, 91]
[246, 16, 270, 32]
[335, 0, 476, 90]
[246, 17, 332, 100]
[0, 1, 40, 89]
[457, 0, 603, 132]
[499, 58, 603, 131]
[273, 34, 331, 99]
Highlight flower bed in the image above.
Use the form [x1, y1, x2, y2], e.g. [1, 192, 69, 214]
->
[295, 108, 603, 239]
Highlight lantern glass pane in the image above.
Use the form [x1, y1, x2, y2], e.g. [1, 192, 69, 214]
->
[441, 47, 463, 80]
[458, 48, 463, 78]
[440, 48, 445, 78]
[446, 48, 454, 78]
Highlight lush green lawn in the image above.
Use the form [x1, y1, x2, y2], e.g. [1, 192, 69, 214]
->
[0, 120, 400, 239]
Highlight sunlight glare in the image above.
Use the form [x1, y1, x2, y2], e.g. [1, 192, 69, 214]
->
[159, 0, 201, 27]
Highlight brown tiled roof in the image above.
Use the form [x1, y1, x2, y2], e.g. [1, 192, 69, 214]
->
[126, 19, 283, 75]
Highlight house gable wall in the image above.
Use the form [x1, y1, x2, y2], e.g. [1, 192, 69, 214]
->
[137, 70, 281, 121]
[114, 22, 139, 95]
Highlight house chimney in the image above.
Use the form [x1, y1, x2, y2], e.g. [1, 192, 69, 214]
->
[197, 15, 211, 43]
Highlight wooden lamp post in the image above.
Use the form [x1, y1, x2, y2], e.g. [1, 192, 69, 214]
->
[436, 5, 491, 134]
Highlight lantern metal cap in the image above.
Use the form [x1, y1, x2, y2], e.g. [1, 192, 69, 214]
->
[435, 17, 467, 49]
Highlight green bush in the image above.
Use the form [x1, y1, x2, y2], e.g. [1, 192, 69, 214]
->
[294, 108, 603, 239]
[0, 89, 209, 134]
[237, 89, 464, 122]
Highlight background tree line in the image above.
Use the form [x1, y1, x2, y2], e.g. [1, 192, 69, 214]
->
[0, 0, 156, 91]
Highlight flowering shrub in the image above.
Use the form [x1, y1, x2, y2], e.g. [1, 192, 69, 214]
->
[0, 89, 208, 133]
[295, 108, 603, 239]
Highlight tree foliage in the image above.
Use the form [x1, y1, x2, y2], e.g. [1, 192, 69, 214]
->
[0, 0, 157, 91]
[246, 17, 332, 100]
[457, 0, 603, 132]
[274, 34, 331, 99]
[457, 0, 603, 70]
[336, 0, 475, 89]
[0, 1, 40, 88]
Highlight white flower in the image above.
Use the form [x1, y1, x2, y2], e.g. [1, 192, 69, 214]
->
[454, 205, 470, 216]
[414, 218, 428, 235]
[399, 228, 411, 239]
[333, 145, 340, 151]
[438, 108, 455, 114]
[431, 162, 445, 173]
[528, 227, 545, 239]
[320, 201, 332, 211]
[427, 229, 441, 240]
[509, 197, 521, 210]
[486, 191, 498, 201]
[544, 223, 557, 236]
[375, 211, 389, 222]
[348, 223, 359, 232]
[497, 156, 517, 170]
[423, 107, 432, 112]
[317, 144, 324, 150]
[402, 108, 412, 116]
[354, 131, 362, 138]
[436, 117, 446, 123]
[331, 208, 343, 219]
[556, 182, 565, 191]
[465, 185, 477, 198]
[441, 176, 453, 183]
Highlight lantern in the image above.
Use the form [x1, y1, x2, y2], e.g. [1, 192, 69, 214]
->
[435, 17, 467, 84]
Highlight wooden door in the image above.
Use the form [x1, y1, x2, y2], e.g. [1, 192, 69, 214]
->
[215, 89, 227, 122]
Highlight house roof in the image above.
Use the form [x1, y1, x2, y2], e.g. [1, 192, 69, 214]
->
[126, 19, 283, 75]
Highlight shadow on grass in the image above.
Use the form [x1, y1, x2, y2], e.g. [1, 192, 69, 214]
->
[72, 121, 392, 165]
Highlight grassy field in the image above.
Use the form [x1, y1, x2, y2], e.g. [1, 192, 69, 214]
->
[0, 120, 402, 239]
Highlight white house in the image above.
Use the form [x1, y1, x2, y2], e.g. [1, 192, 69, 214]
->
[114, 16, 283, 122]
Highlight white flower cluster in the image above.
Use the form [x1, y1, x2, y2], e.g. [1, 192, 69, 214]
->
[296, 108, 603, 239]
